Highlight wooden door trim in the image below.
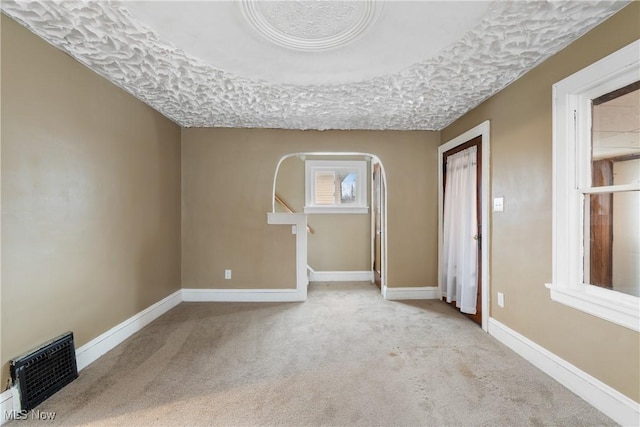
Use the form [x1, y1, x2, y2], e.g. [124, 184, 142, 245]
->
[438, 121, 491, 332]
[443, 137, 482, 325]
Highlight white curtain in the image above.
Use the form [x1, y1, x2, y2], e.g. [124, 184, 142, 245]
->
[442, 146, 478, 314]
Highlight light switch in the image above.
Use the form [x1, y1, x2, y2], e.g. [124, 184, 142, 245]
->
[493, 197, 504, 212]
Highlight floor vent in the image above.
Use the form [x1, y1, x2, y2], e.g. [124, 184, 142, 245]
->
[10, 332, 78, 411]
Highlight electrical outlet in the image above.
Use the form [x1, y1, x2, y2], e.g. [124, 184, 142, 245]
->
[497, 292, 505, 308]
[224, 269, 232, 280]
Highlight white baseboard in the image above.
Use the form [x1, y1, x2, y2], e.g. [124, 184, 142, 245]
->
[0, 289, 182, 425]
[0, 388, 15, 425]
[182, 288, 305, 302]
[383, 286, 440, 300]
[308, 271, 373, 282]
[75, 289, 182, 371]
[488, 318, 639, 426]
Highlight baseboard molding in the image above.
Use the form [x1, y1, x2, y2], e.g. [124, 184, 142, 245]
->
[383, 286, 440, 300]
[182, 288, 305, 302]
[488, 318, 639, 426]
[308, 271, 373, 282]
[0, 388, 16, 425]
[3, 292, 636, 426]
[75, 289, 182, 371]
[0, 289, 182, 425]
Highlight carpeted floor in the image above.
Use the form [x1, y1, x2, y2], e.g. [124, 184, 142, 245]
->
[8, 282, 614, 426]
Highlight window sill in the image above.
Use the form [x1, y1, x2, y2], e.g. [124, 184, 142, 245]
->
[546, 283, 640, 332]
[303, 206, 369, 214]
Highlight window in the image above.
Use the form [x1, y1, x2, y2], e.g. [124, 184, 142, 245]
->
[304, 160, 368, 214]
[588, 84, 639, 296]
[548, 40, 639, 331]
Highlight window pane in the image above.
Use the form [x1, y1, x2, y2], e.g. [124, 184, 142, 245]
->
[591, 83, 639, 187]
[305, 160, 367, 212]
[584, 191, 640, 296]
[314, 171, 336, 205]
[314, 170, 358, 205]
[339, 172, 357, 204]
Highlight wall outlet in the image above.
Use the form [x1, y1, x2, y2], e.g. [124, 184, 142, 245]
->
[224, 269, 232, 280]
[497, 292, 505, 308]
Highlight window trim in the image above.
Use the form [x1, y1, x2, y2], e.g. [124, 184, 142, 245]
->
[547, 39, 640, 332]
[304, 160, 369, 214]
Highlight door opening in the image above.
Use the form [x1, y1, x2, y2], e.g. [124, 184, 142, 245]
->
[373, 163, 385, 288]
[271, 152, 388, 295]
[442, 136, 482, 325]
[438, 121, 490, 331]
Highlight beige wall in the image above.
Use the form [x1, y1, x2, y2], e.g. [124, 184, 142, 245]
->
[181, 130, 297, 290]
[182, 128, 439, 289]
[1, 16, 182, 384]
[7, 0, 634, 410]
[276, 155, 371, 272]
[441, 3, 640, 402]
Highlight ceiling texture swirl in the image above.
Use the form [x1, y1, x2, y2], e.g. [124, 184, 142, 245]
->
[1, 0, 629, 130]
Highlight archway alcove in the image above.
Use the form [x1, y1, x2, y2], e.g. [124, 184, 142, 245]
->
[269, 152, 388, 299]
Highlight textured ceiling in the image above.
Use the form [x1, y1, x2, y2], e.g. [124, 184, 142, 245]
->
[0, 1, 630, 131]
[123, 1, 492, 86]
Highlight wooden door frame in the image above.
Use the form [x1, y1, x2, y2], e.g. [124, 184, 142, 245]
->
[443, 136, 483, 325]
[438, 121, 491, 332]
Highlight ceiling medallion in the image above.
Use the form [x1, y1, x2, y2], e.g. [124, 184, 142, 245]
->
[241, 0, 382, 51]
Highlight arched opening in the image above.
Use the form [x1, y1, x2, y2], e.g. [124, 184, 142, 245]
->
[271, 152, 388, 294]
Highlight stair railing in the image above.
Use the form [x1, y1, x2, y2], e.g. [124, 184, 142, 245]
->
[274, 193, 315, 234]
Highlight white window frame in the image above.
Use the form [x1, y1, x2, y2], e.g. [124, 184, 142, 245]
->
[547, 39, 640, 332]
[304, 160, 368, 214]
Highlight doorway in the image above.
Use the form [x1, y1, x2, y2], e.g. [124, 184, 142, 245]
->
[438, 121, 490, 331]
[271, 152, 388, 294]
[373, 162, 385, 288]
[442, 136, 482, 325]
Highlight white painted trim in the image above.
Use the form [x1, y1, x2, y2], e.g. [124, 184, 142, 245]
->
[309, 271, 373, 282]
[270, 153, 388, 292]
[271, 152, 378, 213]
[306, 265, 315, 283]
[580, 183, 640, 194]
[267, 212, 309, 299]
[371, 160, 389, 292]
[383, 286, 440, 300]
[546, 283, 640, 332]
[182, 288, 305, 302]
[488, 318, 640, 426]
[438, 120, 491, 331]
[1, 389, 14, 425]
[551, 40, 640, 331]
[304, 160, 368, 213]
[75, 290, 182, 371]
[0, 290, 182, 424]
[303, 206, 368, 214]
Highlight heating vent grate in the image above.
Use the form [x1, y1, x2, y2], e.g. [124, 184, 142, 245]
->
[10, 332, 78, 411]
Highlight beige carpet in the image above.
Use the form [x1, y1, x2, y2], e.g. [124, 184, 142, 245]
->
[9, 282, 614, 426]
